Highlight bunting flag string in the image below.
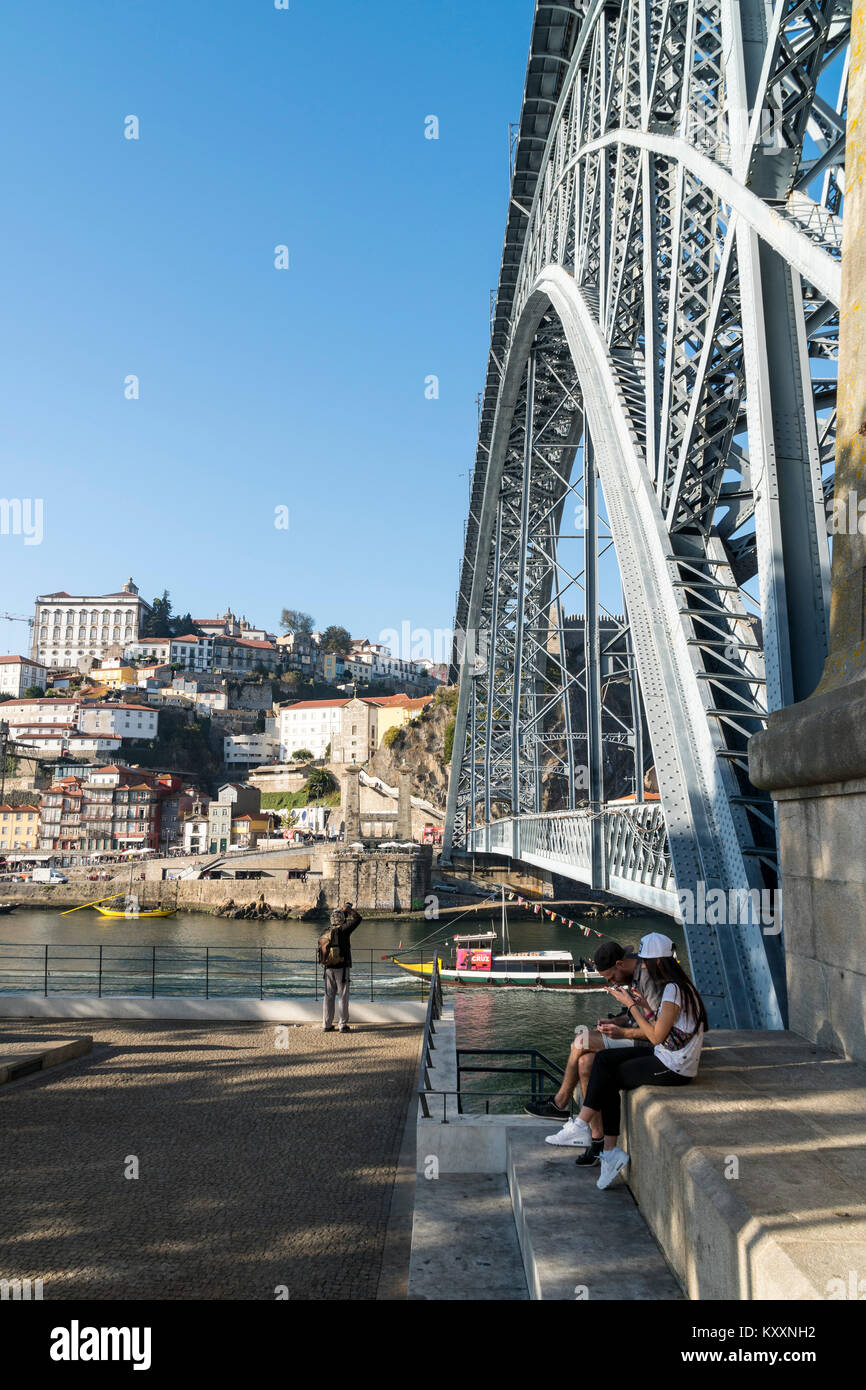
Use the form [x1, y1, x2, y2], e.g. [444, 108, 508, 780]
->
[500, 894, 607, 938]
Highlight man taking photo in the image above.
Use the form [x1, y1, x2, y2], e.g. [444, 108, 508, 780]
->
[318, 900, 363, 1033]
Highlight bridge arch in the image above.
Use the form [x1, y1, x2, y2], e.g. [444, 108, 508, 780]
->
[444, 0, 848, 1029]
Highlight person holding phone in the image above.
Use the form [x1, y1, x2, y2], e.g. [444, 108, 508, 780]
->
[524, 938, 665, 1164]
[563, 933, 708, 1190]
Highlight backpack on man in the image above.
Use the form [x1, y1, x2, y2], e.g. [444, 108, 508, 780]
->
[318, 923, 346, 969]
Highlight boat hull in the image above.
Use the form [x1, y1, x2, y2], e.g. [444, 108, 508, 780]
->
[391, 957, 604, 990]
[94, 906, 177, 919]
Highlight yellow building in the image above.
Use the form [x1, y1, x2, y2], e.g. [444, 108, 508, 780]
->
[89, 659, 136, 689]
[373, 694, 433, 748]
[0, 804, 41, 855]
[230, 811, 278, 849]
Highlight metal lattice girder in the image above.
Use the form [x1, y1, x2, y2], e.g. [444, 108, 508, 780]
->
[445, 0, 849, 1029]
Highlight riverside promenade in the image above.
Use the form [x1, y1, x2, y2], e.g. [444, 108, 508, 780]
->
[0, 1019, 420, 1300]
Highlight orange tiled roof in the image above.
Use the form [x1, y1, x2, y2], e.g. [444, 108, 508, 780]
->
[0, 696, 79, 706]
[281, 699, 350, 710]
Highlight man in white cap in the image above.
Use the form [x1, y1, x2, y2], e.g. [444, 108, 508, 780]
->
[637, 931, 675, 959]
[524, 934, 670, 1162]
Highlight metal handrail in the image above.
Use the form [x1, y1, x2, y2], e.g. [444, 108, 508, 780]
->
[456, 1046, 566, 1115]
[421, 1087, 570, 1118]
[417, 956, 443, 1120]
[0, 942, 428, 1003]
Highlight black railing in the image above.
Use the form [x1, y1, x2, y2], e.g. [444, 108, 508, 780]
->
[0, 943, 429, 1003]
[456, 1047, 564, 1111]
[417, 957, 443, 1120]
[419, 1041, 569, 1119]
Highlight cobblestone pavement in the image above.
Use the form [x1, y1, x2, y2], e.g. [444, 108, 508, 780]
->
[0, 1020, 420, 1301]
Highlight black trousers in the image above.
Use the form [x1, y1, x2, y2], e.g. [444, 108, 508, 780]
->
[583, 1045, 692, 1137]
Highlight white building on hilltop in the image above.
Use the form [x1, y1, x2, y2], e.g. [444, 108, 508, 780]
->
[33, 580, 151, 669]
[278, 699, 347, 762]
[0, 655, 49, 699]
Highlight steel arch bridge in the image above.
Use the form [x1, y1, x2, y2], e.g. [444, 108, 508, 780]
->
[443, 0, 849, 1029]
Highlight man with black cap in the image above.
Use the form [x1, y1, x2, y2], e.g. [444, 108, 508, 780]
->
[523, 935, 670, 1164]
[319, 900, 363, 1032]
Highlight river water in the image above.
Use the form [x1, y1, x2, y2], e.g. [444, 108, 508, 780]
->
[0, 906, 687, 1108]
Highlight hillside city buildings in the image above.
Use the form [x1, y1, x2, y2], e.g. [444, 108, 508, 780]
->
[0, 578, 445, 862]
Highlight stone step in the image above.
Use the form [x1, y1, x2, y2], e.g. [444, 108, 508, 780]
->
[0, 1035, 92, 1085]
[506, 1126, 684, 1300]
[408, 1173, 528, 1300]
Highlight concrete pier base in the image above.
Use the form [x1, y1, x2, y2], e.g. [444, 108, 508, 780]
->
[751, 680, 866, 1061]
[624, 1030, 866, 1299]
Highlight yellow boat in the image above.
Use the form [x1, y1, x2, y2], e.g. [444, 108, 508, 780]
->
[94, 904, 177, 919]
[391, 957, 440, 978]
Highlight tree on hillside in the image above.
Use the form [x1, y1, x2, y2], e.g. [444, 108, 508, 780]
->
[140, 593, 203, 639]
[319, 625, 351, 654]
[23, 685, 45, 698]
[291, 748, 314, 762]
[171, 613, 204, 637]
[141, 591, 173, 637]
[280, 609, 315, 636]
[306, 767, 337, 799]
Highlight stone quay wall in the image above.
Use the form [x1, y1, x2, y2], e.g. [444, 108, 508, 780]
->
[1, 846, 433, 919]
[321, 846, 433, 914]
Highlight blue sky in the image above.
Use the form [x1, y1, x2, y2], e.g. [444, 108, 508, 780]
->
[0, 0, 534, 655]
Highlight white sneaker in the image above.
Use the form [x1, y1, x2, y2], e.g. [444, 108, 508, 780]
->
[545, 1116, 593, 1148]
[596, 1146, 629, 1189]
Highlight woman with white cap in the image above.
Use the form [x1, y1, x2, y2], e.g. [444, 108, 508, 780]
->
[566, 931, 708, 1190]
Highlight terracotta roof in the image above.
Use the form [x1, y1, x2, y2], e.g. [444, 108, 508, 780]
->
[20, 732, 121, 742]
[0, 696, 79, 706]
[172, 634, 209, 643]
[231, 638, 275, 650]
[81, 702, 156, 713]
[38, 590, 147, 602]
[12, 723, 77, 731]
[0, 805, 40, 813]
[0, 655, 47, 667]
[280, 699, 350, 711]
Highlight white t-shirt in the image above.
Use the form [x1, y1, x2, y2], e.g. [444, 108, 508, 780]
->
[653, 983, 704, 1077]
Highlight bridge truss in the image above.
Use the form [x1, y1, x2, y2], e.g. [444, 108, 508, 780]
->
[444, 0, 849, 1027]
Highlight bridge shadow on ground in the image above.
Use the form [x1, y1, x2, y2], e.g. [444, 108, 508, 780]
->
[0, 1020, 420, 1300]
